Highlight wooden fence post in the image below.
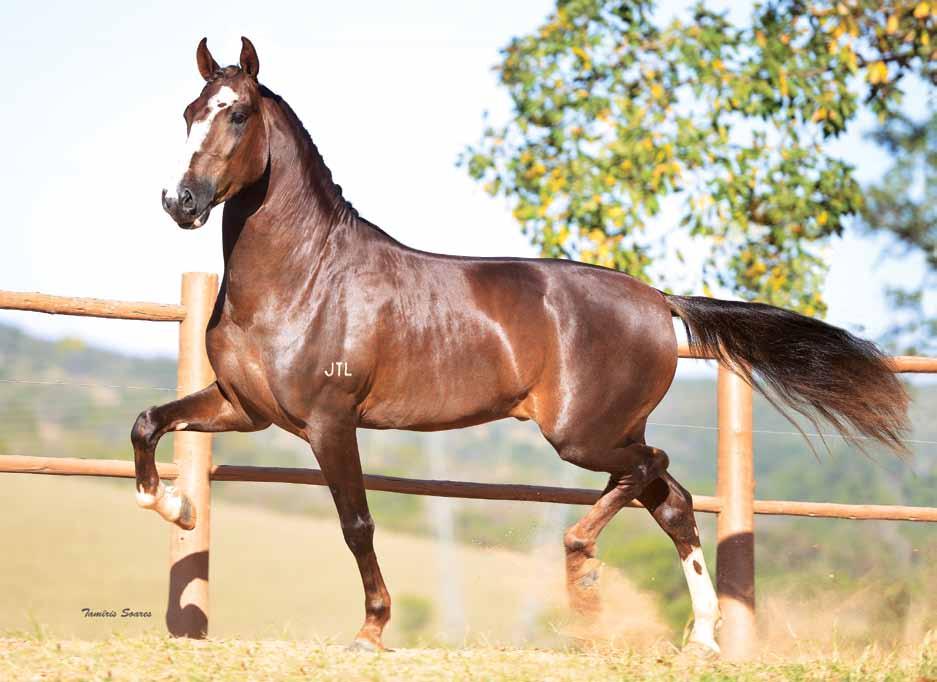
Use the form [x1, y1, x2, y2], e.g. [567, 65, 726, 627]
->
[715, 363, 755, 660]
[166, 272, 218, 638]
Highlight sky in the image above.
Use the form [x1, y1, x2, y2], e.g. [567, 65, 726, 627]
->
[0, 0, 930, 361]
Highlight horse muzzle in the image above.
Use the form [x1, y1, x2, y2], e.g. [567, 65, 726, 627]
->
[161, 183, 213, 229]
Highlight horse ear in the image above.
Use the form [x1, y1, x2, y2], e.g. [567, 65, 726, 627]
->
[239, 36, 259, 78]
[196, 37, 220, 81]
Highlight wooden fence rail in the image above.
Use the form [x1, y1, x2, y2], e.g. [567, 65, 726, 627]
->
[0, 272, 934, 661]
[4, 454, 937, 522]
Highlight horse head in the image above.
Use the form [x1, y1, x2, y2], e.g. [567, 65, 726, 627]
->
[161, 37, 268, 229]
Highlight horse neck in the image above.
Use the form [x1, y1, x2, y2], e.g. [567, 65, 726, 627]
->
[220, 94, 396, 310]
[222, 95, 361, 273]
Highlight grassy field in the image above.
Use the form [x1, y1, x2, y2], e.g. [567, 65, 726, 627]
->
[0, 473, 666, 647]
[1, 633, 935, 681]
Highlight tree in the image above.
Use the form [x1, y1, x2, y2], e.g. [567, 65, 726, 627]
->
[861, 111, 937, 353]
[461, 0, 936, 315]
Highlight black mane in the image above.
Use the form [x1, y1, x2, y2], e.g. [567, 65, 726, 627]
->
[258, 83, 359, 226]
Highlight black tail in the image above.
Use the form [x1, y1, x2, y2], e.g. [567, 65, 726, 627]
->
[665, 294, 910, 455]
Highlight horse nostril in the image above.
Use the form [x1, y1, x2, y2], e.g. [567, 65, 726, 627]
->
[161, 189, 170, 211]
[179, 187, 197, 216]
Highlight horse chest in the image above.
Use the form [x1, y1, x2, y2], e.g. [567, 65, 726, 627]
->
[206, 317, 354, 429]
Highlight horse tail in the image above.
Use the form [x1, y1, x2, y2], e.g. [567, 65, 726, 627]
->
[664, 294, 910, 456]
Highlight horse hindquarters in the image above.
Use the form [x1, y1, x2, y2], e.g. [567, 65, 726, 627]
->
[530, 281, 721, 652]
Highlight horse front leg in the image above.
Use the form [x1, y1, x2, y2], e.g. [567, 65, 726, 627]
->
[131, 381, 263, 529]
[308, 426, 391, 651]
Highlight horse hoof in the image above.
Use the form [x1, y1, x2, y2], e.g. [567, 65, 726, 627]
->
[347, 638, 387, 653]
[174, 493, 197, 531]
[681, 640, 720, 660]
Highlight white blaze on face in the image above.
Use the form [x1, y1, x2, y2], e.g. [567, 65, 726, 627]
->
[163, 86, 239, 200]
[682, 545, 721, 653]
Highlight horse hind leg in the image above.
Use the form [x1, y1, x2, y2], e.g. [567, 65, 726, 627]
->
[638, 472, 720, 655]
[558, 442, 670, 619]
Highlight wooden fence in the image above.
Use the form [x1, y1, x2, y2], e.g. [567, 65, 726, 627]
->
[1, 272, 935, 660]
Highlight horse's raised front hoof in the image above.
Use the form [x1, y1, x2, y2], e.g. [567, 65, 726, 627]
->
[347, 637, 388, 653]
[174, 492, 197, 531]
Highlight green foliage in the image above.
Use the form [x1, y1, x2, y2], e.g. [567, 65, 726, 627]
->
[462, 0, 937, 313]
[861, 112, 937, 354]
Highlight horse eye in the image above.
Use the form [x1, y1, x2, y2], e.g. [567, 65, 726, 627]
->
[230, 111, 248, 125]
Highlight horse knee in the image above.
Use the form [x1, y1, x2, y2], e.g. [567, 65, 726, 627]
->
[341, 513, 375, 555]
[131, 407, 159, 451]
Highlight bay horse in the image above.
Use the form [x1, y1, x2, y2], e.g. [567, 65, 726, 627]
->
[134, 37, 909, 653]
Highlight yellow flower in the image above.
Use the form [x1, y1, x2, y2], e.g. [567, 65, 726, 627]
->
[650, 83, 664, 100]
[886, 14, 899, 34]
[817, 211, 829, 226]
[914, 2, 930, 19]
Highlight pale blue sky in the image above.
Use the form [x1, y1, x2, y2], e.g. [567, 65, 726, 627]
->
[0, 0, 929, 359]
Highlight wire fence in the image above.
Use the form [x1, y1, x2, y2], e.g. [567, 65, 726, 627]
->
[2, 376, 936, 447]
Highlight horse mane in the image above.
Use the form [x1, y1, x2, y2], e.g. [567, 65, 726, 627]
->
[257, 83, 360, 226]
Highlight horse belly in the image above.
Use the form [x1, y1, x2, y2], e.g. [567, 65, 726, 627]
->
[358, 334, 536, 431]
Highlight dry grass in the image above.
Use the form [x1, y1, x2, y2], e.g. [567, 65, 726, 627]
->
[1, 633, 935, 681]
[0, 473, 666, 647]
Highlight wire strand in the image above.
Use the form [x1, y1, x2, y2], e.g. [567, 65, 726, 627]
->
[0, 378, 176, 392]
[647, 421, 937, 447]
[0, 378, 934, 447]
